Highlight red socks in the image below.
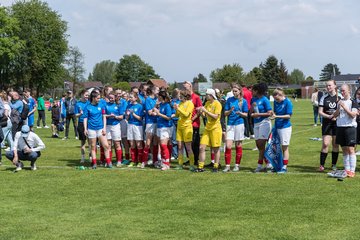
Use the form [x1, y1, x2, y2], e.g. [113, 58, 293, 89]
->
[225, 148, 232, 165]
[143, 147, 150, 163]
[130, 148, 137, 163]
[211, 152, 215, 161]
[160, 144, 169, 161]
[116, 149, 123, 162]
[283, 159, 288, 165]
[137, 149, 143, 163]
[258, 159, 264, 164]
[100, 146, 105, 161]
[235, 146, 242, 165]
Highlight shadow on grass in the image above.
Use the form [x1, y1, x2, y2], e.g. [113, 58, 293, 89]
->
[291, 164, 318, 173]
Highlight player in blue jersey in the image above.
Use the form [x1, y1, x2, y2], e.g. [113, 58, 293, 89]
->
[126, 92, 145, 168]
[250, 83, 273, 172]
[83, 90, 111, 169]
[116, 90, 130, 164]
[75, 89, 89, 163]
[270, 88, 293, 173]
[105, 92, 125, 167]
[223, 84, 248, 172]
[170, 89, 181, 160]
[153, 91, 173, 170]
[143, 85, 160, 167]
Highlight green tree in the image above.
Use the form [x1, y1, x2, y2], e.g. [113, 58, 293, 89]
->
[289, 69, 305, 84]
[10, 0, 68, 94]
[113, 81, 131, 91]
[244, 71, 258, 86]
[193, 73, 207, 83]
[260, 55, 280, 85]
[0, 6, 24, 89]
[279, 60, 289, 84]
[115, 54, 159, 82]
[92, 60, 117, 84]
[306, 76, 314, 81]
[64, 46, 85, 93]
[210, 63, 245, 83]
[319, 63, 340, 81]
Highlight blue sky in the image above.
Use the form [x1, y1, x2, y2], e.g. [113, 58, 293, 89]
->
[2, 0, 360, 82]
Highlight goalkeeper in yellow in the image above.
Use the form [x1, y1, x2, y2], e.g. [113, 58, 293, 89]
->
[196, 88, 222, 172]
[173, 90, 195, 171]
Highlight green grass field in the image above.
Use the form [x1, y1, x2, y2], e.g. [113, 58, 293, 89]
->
[1, 99, 360, 240]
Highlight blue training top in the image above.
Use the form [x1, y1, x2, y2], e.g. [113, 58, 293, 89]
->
[83, 103, 105, 130]
[171, 98, 180, 123]
[27, 97, 36, 116]
[127, 102, 144, 126]
[157, 102, 173, 128]
[225, 97, 248, 125]
[145, 96, 157, 124]
[105, 102, 122, 126]
[274, 97, 293, 129]
[75, 100, 89, 123]
[251, 96, 272, 124]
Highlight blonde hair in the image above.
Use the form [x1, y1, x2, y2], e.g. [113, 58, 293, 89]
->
[272, 88, 285, 97]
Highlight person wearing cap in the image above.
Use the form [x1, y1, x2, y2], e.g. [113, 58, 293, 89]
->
[5, 125, 45, 171]
[63, 90, 78, 140]
[195, 88, 222, 172]
[182, 81, 202, 166]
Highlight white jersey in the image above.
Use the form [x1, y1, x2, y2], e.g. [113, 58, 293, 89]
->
[336, 98, 358, 127]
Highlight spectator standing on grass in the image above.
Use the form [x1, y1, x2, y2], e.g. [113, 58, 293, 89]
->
[223, 84, 248, 172]
[173, 90, 195, 171]
[318, 80, 340, 172]
[51, 101, 61, 138]
[83, 90, 111, 169]
[5, 125, 45, 171]
[330, 84, 358, 177]
[9, 91, 25, 138]
[0, 91, 13, 153]
[250, 83, 273, 172]
[182, 81, 202, 166]
[36, 93, 48, 128]
[23, 89, 37, 131]
[311, 88, 322, 127]
[270, 88, 293, 173]
[195, 89, 222, 173]
[75, 89, 90, 163]
[63, 90, 78, 140]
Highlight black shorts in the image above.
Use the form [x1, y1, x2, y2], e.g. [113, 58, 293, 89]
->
[77, 122, 87, 141]
[336, 127, 357, 147]
[322, 123, 337, 136]
[357, 123, 360, 144]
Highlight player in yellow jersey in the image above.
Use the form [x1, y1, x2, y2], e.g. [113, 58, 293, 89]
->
[173, 90, 195, 171]
[196, 89, 222, 172]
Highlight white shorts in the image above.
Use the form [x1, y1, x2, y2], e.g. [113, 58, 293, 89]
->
[120, 119, 128, 138]
[145, 123, 157, 135]
[127, 124, 143, 141]
[277, 126, 292, 146]
[106, 123, 121, 141]
[88, 129, 103, 139]
[254, 119, 271, 140]
[156, 127, 172, 140]
[226, 124, 245, 141]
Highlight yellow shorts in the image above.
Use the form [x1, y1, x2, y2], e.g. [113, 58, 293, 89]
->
[176, 127, 193, 142]
[200, 128, 222, 147]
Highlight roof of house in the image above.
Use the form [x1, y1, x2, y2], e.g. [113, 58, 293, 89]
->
[333, 74, 360, 82]
[147, 79, 168, 89]
[129, 82, 143, 89]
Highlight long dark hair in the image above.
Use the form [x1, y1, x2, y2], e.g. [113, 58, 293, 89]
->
[90, 90, 100, 104]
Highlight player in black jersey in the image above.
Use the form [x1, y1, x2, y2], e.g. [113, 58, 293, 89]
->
[318, 80, 340, 172]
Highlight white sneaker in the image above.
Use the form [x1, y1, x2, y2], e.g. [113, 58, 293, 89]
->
[116, 161, 123, 167]
[15, 162, 23, 171]
[140, 162, 146, 169]
[222, 166, 231, 173]
[254, 166, 264, 173]
[233, 166, 240, 172]
[250, 135, 255, 139]
[314, 124, 317, 127]
[44, 126, 50, 129]
[31, 164, 37, 171]
[36, 126, 42, 129]
[62, 137, 68, 140]
[161, 164, 170, 171]
[75, 136, 79, 140]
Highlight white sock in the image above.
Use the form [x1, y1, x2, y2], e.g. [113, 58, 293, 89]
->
[258, 164, 263, 168]
[350, 154, 357, 172]
[343, 154, 350, 171]
[235, 164, 239, 167]
[211, 160, 215, 163]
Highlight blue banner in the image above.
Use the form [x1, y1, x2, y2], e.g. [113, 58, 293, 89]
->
[264, 127, 284, 172]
